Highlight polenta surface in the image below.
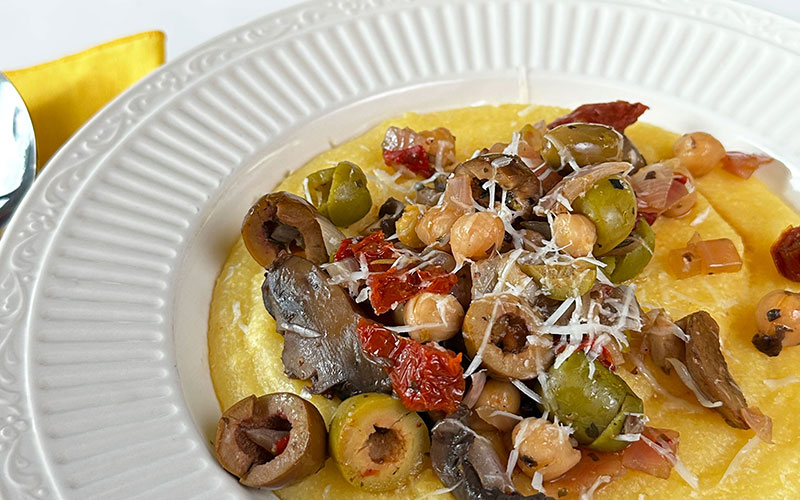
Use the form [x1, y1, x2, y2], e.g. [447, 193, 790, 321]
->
[208, 105, 800, 500]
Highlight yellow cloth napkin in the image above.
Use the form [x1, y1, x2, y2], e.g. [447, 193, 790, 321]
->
[5, 31, 165, 170]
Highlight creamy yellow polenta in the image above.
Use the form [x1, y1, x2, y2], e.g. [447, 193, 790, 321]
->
[208, 104, 800, 500]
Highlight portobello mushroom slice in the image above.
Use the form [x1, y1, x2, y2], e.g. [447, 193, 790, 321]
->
[262, 255, 391, 398]
[215, 393, 327, 489]
[431, 407, 552, 500]
[677, 311, 773, 441]
[242, 191, 344, 267]
[642, 309, 686, 374]
[455, 154, 542, 218]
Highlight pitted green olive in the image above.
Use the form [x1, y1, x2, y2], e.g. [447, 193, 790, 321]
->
[305, 161, 372, 227]
[604, 219, 656, 283]
[588, 394, 643, 452]
[520, 262, 596, 301]
[542, 123, 624, 172]
[329, 393, 429, 492]
[572, 175, 637, 256]
[541, 351, 643, 452]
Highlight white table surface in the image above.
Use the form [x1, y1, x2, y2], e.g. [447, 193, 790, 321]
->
[1, 0, 799, 69]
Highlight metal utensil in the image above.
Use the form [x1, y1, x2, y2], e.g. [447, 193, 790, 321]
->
[0, 72, 35, 231]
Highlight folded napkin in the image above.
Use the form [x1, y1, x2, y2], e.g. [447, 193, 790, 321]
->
[6, 31, 165, 170]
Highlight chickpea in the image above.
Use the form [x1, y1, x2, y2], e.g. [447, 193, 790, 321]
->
[404, 292, 464, 342]
[552, 213, 597, 257]
[673, 132, 725, 177]
[476, 379, 522, 415]
[416, 205, 462, 246]
[449, 212, 506, 262]
[474, 379, 522, 432]
[396, 204, 426, 249]
[511, 417, 581, 481]
[752, 290, 800, 356]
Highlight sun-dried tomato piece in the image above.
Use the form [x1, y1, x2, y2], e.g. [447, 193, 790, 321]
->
[721, 152, 772, 179]
[368, 265, 458, 314]
[548, 101, 649, 132]
[357, 318, 464, 413]
[771, 225, 800, 282]
[334, 231, 397, 265]
[383, 144, 433, 177]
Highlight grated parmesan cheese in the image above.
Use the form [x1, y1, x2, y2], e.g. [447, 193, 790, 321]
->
[385, 323, 442, 334]
[464, 299, 501, 377]
[719, 435, 760, 484]
[640, 435, 699, 489]
[415, 480, 463, 500]
[666, 358, 723, 408]
[531, 471, 544, 493]
[763, 375, 800, 389]
[511, 379, 543, 404]
[579, 475, 611, 500]
[278, 322, 322, 338]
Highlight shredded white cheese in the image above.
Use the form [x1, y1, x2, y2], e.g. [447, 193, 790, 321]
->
[502, 132, 522, 156]
[689, 206, 710, 226]
[223, 265, 235, 281]
[464, 299, 501, 377]
[764, 375, 800, 389]
[278, 322, 322, 338]
[511, 379, 543, 404]
[719, 435, 760, 484]
[506, 447, 520, 480]
[232, 301, 241, 324]
[666, 358, 723, 408]
[490, 410, 524, 421]
[415, 480, 463, 499]
[530, 471, 544, 493]
[579, 475, 611, 500]
[673, 455, 699, 490]
[385, 323, 442, 333]
[640, 435, 699, 489]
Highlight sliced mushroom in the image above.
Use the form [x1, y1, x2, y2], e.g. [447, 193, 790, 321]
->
[642, 309, 686, 374]
[242, 191, 344, 267]
[431, 407, 550, 500]
[262, 255, 391, 398]
[462, 294, 553, 380]
[677, 311, 772, 440]
[215, 393, 327, 489]
[455, 154, 542, 218]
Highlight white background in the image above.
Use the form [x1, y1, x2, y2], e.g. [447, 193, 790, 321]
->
[1, 0, 799, 69]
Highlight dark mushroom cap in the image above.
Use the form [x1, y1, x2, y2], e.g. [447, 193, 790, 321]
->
[455, 154, 541, 218]
[215, 393, 327, 489]
[677, 311, 749, 428]
[242, 192, 340, 267]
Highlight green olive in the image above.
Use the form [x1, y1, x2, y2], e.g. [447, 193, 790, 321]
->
[588, 394, 643, 452]
[520, 261, 596, 301]
[604, 219, 656, 283]
[599, 256, 616, 276]
[305, 161, 372, 227]
[305, 167, 334, 211]
[329, 393, 429, 492]
[542, 123, 624, 172]
[572, 175, 637, 256]
[541, 351, 642, 451]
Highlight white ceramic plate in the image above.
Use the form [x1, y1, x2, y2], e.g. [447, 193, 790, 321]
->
[1, 0, 799, 498]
